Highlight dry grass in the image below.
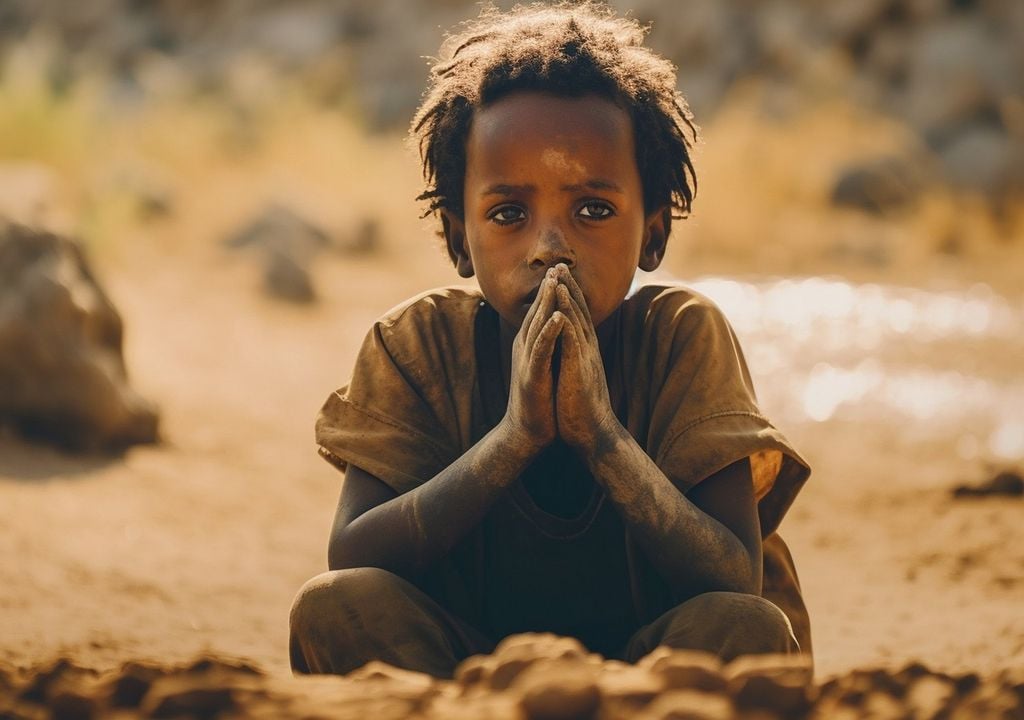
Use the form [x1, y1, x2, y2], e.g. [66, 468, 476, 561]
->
[0, 37, 1020, 289]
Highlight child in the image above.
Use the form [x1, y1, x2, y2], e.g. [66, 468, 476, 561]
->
[290, 2, 811, 679]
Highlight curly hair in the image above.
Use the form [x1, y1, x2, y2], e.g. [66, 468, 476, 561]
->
[411, 2, 698, 226]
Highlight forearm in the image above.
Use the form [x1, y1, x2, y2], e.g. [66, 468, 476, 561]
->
[586, 419, 760, 599]
[329, 420, 539, 578]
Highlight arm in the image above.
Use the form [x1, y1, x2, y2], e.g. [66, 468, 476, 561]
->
[552, 264, 761, 599]
[587, 421, 762, 598]
[328, 271, 567, 578]
[328, 422, 537, 576]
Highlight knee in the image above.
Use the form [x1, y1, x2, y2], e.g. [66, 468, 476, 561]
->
[670, 592, 799, 657]
[290, 567, 406, 637]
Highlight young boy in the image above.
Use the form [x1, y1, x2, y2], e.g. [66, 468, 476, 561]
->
[290, 3, 811, 679]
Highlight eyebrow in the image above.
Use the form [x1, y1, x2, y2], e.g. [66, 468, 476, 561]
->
[482, 179, 624, 196]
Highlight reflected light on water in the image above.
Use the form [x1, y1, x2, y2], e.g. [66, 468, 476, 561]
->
[638, 273, 1024, 461]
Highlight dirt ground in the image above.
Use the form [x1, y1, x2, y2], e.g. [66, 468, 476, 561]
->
[1, 220, 1022, 687]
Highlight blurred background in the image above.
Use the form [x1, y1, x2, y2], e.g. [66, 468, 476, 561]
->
[0, 0, 1022, 680]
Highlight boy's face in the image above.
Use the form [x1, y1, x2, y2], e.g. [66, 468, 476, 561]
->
[442, 91, 667, 329]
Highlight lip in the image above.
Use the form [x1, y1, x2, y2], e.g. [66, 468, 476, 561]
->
[521, 285, 542, 306]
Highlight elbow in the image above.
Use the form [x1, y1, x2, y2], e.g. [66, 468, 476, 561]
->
[673, 556, 760, 602]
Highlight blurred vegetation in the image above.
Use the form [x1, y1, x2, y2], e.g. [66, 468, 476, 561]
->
[0, 1, 1020, 290]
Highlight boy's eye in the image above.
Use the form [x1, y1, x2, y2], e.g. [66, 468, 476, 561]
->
[488, 205, 526, 225]
[578, 201, 614, 219]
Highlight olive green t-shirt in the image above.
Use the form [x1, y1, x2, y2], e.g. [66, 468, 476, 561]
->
[316, 284, 810, 654]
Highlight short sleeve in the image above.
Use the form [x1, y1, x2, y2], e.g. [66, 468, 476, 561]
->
[635, 288, 810, 536]
[314, 290, 481, 495]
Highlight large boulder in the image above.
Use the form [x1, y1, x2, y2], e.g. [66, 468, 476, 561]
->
[0, 221, 158, 452]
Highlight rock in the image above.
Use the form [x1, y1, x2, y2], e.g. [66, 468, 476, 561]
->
[346, 660, 437, 704]
[335, 217, 380, 256]
[224, 204, 334, 303]
[596, 663, 664, 708]
[103, 662, 162, 708]
[952, 469, 1024, 498]
[0, 222, 159, 451]
[635, 689, 733, 720]
[731, 671, 814, 716]
[492, 633, 589, 663]
[140, 676, 238, 718]
[485, 634, 589, 691]
[515, 660, 601, 720]
[49, 690, 96, 720]
[904, 675, 955, 719]
[427, 691, 523, 720]
[724, 654, 814, 687]
[724, 654, 815, 716]
[223, 204, 330, 256]
[638, 648, 727, 694]
[264, 245, 316, 303]
[831, 156, 930, 215]
[936, 125, 1024, 198]
[454, 654, 492, 687]
[17, 660, 99, 708]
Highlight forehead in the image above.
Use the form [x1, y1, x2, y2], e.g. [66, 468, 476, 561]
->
[466, 92, 637, 182]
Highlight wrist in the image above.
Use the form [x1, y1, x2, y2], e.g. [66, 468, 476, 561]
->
[567, 410, 626, 456]
[494, 416, 548, 466]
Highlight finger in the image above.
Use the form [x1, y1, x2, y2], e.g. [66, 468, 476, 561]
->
[521, 269, 556, 341]
[556, 282, 595, 349]
[529, 310, 564, 375]
[559, 313, 587, 372]
[555, 264, 595, 330]
[525, 276, 557, 349]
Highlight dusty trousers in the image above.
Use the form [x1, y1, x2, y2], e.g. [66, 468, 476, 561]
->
[289, 565, 801, 678]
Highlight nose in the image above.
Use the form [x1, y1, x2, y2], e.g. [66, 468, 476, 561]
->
[528, 224, 576, 270]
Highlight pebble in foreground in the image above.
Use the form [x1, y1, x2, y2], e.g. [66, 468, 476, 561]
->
[2, 634, 1021, 719]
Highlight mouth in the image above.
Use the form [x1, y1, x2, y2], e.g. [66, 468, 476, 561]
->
[521, 285, 542, 307]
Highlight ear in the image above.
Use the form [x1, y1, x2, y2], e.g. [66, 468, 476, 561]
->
[440, 209, 475, 278]
[639, 206, 671, 272]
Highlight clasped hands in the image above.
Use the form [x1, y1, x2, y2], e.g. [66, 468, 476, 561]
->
[504, 263, 621, 455]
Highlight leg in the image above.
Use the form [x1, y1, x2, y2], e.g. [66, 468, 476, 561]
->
[289, 567, 493, 678]
[762, 532, 812, 658]
[622, 591, 799, 663]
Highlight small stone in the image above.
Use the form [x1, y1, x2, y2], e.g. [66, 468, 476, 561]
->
[637, 689, 733, 720]
[49, 690, 97, 720]
[516, 661, 601, 720]
[597, 664, 664, 707]
[640, 649, 727, 694]
[490, 656, 536, 691]
[904, 675, 955, 719]
[17, 660, 92, 705]
[186, 656, 262, 676]
[493, 633, 588, 662]
[725, 654, 814, 715]
[141, 676, 237, 718]
[454, 655, 492, 687]
[725, 654, 814, 687]
[104, 662, 161, 707]
[347, 661, 434, 689]
[831, 156, 928, 214]
[732, 672, 813, 715]
[952, 470, 1024, 498]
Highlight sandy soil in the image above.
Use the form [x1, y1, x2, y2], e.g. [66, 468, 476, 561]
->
[1, 220, 1022, 690]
